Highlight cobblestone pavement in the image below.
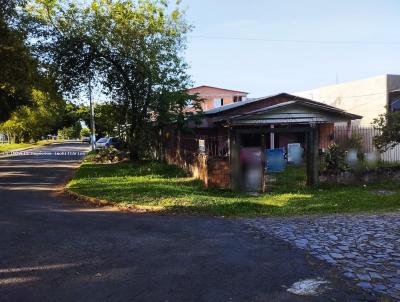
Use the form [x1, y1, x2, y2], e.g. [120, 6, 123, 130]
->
[246, 213, 400, 300]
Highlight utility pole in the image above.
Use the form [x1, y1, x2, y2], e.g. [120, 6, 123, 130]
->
[88, 76, 95, 151]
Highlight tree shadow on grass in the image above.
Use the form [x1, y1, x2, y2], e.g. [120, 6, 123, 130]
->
[70, 177, 249, 202]
[71, 161, 400, 216]
[75, 161, 189, 179]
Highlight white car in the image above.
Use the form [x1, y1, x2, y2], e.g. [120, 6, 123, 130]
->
[95, 137, 120, 150]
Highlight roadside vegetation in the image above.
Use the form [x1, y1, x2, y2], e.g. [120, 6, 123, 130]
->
[68, 160, 400, 217]
[0, 140, 54, 152]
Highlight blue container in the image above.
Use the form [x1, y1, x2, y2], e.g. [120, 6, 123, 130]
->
[266, 148, 286, 172]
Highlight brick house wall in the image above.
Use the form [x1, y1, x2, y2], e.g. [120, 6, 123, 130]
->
[165, 148, 231, 189]
[207, 158, 230, 188]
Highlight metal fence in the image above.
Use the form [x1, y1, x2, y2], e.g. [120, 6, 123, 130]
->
[166, 126, 400, 163]
[166, 134, 229, 158]
[331, 126, 400, 163]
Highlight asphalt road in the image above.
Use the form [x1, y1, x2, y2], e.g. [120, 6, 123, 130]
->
[0, 142, 375, 302]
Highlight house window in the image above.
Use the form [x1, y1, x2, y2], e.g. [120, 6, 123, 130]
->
[233, 96, 243, 103]
[213, 98, 224, 108]
[389, 97, 400, 112]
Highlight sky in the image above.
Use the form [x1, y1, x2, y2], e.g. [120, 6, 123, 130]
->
[182, 0, 400, 98]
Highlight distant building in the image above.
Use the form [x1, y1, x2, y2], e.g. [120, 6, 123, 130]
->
[187, 85, 248, 111]
[295, 74, 400, 126]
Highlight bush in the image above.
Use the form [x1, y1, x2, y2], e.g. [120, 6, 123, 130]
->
[80, 128, 91, 138]
[58, 123, 81, 139]
[324, 143, 348, 173]
[94, 146, 126, 163]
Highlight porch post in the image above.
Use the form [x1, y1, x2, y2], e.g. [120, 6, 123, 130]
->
[270, 124, 275, 149]
[230, 128, 241, 191]
[261, 133, 266, 192]
[306, 126, 320, 186]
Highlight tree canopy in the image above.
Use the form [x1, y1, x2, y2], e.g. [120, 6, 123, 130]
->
[0, 0, 80, 141]
[0, 0, 38, 121]
[27, 0, 201, 158]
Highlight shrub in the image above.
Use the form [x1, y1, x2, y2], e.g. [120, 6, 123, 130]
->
[94, 146, 126, 163]
[324, 143, 348, 173]
[340, 132, 365, 162]
[80, 128, 91, 138]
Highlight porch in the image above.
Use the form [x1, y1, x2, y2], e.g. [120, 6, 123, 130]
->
[164, 93, 361, 192]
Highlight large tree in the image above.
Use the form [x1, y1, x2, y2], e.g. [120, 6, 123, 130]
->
[0, 0, 39, 121]
[27, 0, 201, 159]
[0, 78, 66, 142]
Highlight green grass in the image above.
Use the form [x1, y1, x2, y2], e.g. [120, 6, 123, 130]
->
[67, 160, 400, 217]
[0, 140, 53, 152]
[266, 165, 307, 192]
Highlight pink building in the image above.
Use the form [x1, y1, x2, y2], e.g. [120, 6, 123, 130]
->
[187, 85, 248, 111]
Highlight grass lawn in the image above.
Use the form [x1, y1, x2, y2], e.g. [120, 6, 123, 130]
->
[0, 140, 53, 152]
[67, 160, 400, 217]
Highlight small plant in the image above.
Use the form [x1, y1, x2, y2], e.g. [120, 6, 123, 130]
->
[94, 146, 125, 163]
[324, 143, 348, 173]
[340, 132, 365, 162]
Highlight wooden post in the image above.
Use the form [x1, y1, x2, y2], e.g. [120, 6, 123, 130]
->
[306, 126, 320, 186]
[313, 126, 320, 185]
[261, 133, 267, 192]
[270, 124, 275, 149]
[230, 129, 241, 191]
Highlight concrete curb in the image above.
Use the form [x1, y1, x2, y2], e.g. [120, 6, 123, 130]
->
[64, 188, 163, 214]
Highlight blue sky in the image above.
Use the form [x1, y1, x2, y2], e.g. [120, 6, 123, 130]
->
[183, 0, 400, 97]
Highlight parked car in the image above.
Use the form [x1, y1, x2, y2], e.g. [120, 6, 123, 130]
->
[95, 137, 120, 150]
[82, 136, 91, 143]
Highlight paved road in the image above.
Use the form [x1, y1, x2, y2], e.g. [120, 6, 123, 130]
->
[248, 215, 400, 300]
[0, 143, 374, 301]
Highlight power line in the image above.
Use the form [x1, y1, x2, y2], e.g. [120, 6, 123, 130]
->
[300, 91, 387, 100]
[189, 35, 400, 46]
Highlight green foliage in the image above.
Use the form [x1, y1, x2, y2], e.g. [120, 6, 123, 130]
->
[68, 161, 400, 216]
[80, 127, 91, 138]
[60, 102, 87, 130]
[324, 143, 348, 173]
[27, 0, 202, 160]
[0, 85, 65, 142]
[57, 123, 81, 139]
[0, 0, 75, 139]
[373, 110, 400, 152]
[340, 132, 363, 152]
[0, 140, 50, 152]
[0, 0, 38, 121]
[340, 132, 365, 162]
[94, 102, 124, 137]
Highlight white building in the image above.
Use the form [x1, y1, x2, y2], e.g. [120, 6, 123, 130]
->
[295, 75, 400, 162]
[295, 74, 400, 126]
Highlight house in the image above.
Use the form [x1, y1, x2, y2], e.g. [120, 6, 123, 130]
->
[187, 85, 249, 111]
[164, 92, 361, 191]
[294, 74, 400, 126]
